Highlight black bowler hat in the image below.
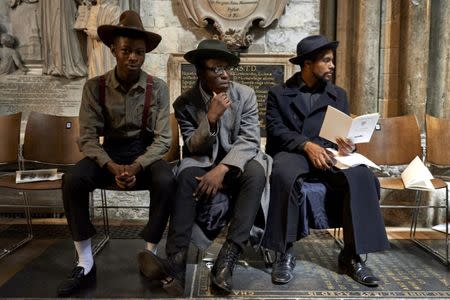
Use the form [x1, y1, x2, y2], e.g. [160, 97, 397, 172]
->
[289, 35, 339, 65]
[184, 39, 240, 66]
[98, 10, 161, 52]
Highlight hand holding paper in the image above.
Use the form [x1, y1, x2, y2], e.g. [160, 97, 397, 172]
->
[319, 106, 380, 144]
[327, 148, 380, 170]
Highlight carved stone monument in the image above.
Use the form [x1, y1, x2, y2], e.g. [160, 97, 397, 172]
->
[180, 0, 288, 50]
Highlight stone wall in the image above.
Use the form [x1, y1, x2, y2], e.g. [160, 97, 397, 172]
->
[97, 0, 320, 219]
[141, 0, 319, 83]
[0, 0, 320, 219]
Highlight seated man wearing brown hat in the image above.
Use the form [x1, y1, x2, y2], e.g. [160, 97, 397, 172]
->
[57, 10, 175, 296]
[262, 35, 389, 287]
[137, 39, 271, 295]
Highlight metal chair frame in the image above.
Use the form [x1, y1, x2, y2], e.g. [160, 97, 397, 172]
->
[355, 114, 448, 265]
[0, 112, 33, 260]
[0, 111, 84, 259]
[409, 115, 449, 265]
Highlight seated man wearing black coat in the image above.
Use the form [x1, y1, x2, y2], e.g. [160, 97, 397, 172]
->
[262, 35, 389, 287]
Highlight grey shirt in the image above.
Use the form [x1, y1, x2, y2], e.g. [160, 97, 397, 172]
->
[77, 68, 172, 168]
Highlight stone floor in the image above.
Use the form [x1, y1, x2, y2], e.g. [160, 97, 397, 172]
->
[0, 219, 448, 299]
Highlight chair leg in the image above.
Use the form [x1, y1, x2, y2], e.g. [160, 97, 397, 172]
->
[410, 188, 449, 266]
[92, 189, 110, 256]
[0, 192, 33, 260]
[410, 190, 422, 239]
[445, 186, 449, 267]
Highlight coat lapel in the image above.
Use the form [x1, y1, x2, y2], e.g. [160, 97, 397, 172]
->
[283, 73, 309, 118]
[310, 82, 338, 114]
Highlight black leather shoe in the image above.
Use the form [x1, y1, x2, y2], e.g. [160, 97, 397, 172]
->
[138, 249, 186, 296]
[338, 251, 379, 287]
[57, 264, 96, 296]
[210, 240, 241, 293]
[271, 252, 296, 284]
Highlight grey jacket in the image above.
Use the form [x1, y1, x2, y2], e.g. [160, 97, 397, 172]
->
[173, 81, 272, 249]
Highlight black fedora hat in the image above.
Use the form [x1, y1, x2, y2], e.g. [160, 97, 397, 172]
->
[184, 39, 240, 67]
[289, 35, 339, 65]
[98, 10, 161, 53]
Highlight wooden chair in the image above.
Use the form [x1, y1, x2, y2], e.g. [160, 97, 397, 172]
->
[0, 112, 21, 171]
[0, 112, 30, 259]
[409, 114, 449, 265]
[0, 112, 84, 259]
[357, 114, 448, 265]
[92, 113, 180, 255]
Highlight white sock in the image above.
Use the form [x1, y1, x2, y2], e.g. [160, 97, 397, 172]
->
[145, 242, 158, 254]
[74, 239, 94, 275]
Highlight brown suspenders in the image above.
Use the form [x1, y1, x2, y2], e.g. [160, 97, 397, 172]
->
[98, 74, 153, 130]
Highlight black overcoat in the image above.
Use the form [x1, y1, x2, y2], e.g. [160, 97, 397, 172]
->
[262, 72, 389, 254]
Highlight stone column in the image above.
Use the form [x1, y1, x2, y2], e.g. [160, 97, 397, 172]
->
[320, 0, 336, 40]
[378, 0, 401, 117]
[427, 0, 450, 118]
[398, 0, 430, 127]
[335, 0, 381, 115]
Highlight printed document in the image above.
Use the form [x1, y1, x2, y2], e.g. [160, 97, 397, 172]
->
[401, 156, 435, 191]
[327, 148, 380, 170]
[16, 168, 62, 183]
[319, 106, 380, 144]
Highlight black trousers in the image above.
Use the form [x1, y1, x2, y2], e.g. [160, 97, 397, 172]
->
[165, 159, 265, 255]
[62, 157, 175, 243]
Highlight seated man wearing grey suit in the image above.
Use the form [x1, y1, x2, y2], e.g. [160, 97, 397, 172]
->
[137, 39, 270, 296]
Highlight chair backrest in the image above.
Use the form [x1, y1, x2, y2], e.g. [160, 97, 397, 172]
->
[0, 112, 22, 164]
[164, 113, 180, 162]
[22, 112, 84, 165]
[425, 114, 450, 166]
[357, 115, 422, 165]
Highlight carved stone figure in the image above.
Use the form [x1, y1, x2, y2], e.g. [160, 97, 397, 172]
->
[9, 0, 41, 61]
[84, 0, 120, 78]
[180, 0, 288, 50]
[0, 33, 28, 75]
[40, 0, 87, 78]
[74, 0, 93, 30]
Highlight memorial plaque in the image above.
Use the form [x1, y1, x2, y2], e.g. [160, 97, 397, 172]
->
[0, 75, 85, 119]
[169, 53, 296, 136]
[180, 0, 288, 49]
[209, 0, 258, 20]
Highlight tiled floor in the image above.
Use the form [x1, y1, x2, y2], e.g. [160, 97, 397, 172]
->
[0, 218, 448, 299]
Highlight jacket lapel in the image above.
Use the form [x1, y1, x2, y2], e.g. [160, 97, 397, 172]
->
[221, 82, 240, 135]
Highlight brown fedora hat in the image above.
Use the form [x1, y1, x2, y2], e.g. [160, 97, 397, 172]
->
[97, 10, 161, 52]
[289, 35, 338, 65]
[184, 39, 240, 66]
